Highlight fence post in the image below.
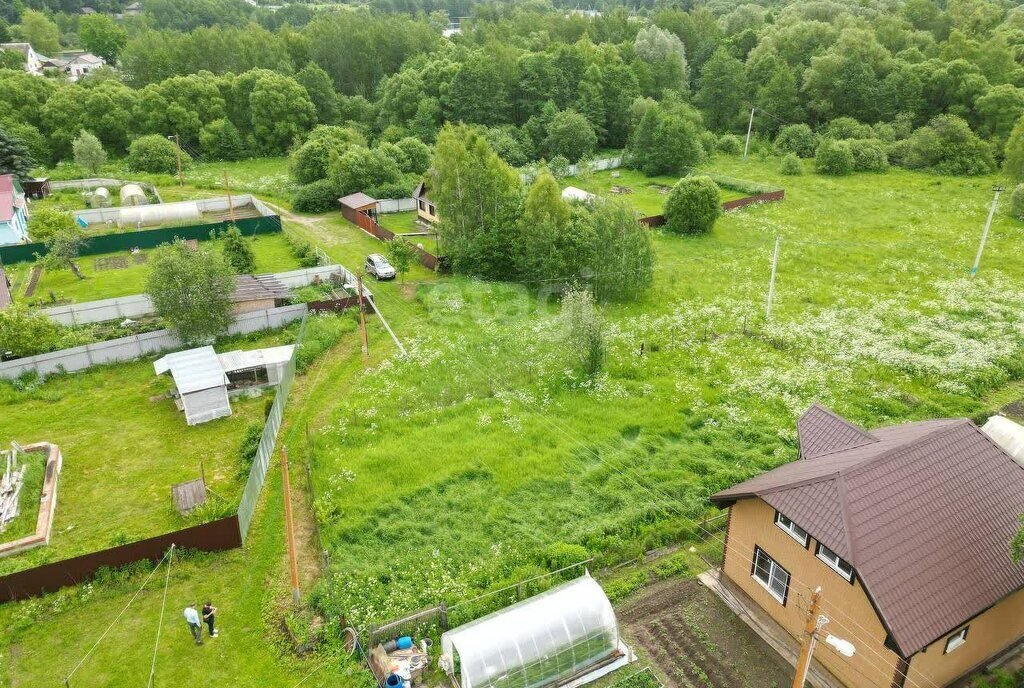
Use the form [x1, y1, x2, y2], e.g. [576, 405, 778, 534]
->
[439, 602, 448, 631]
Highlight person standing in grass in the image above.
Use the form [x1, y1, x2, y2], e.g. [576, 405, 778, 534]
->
[184, 603, 203, 645]
[202, 601, 218, 638]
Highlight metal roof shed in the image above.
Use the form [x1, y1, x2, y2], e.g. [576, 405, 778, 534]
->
[154, 346, 231, 425]
[441, 576, 621, 688]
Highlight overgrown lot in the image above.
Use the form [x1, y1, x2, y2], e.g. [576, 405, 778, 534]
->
[566, 168, 750, 216]
[309, 154, 1024, 630]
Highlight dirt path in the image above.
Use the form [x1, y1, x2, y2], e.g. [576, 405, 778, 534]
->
[618, 578, 793, 688]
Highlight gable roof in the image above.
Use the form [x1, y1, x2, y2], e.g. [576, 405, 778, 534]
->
[797, 402, 879, 458]
[154, 346, 228, 394]
[712, 406, 1024, 658]
[413, 180, 432, 200]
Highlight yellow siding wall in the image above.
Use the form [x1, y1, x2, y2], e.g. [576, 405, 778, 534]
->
[417, 198, 438, 223]
[723, 498, 900, 688]
[907, 586, 1024, 687]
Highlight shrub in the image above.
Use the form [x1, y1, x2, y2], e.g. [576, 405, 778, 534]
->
[815, 139, 854, 176]
[717, 133, 742, 154]
[663, 175, 721, 235]
[774, 123, 816, 157]
[220, 224, 256, 274]
[821, 116, 874, 140]
[543, 109, 597, 163]
[904, 115, 994, 176]
[887, 139, 912, 166]
[561, 289, 604, 376]
[699, 131, 718, 155]
[200, 119, 247, 161]
[0, 304, 63, 358]
[237, 422, 263, 476]
[72, 130, 106, 175]
[780, 153, 803, 175]
[128, 134, 190, 175]
[847, 138, 889, 172]
[27, 207, 74, 242]
[538, 542, 589, 571]
[286, 234, 320, 268]
[292, 179, 339, 214]
[1011, 184, 1024, 221]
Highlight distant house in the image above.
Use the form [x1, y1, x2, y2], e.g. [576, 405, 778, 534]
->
[79, 6, 96, 13]
[0, 175, 29, 246]
[0, 43, 44, 75]
[710, 404, 1024, 688]
[40, 51, 106, 81]
[412, 181, 438, 224]
[561, 186, 596, 203]
[231, 274, 290, 315]
[123, 1, 142, 15]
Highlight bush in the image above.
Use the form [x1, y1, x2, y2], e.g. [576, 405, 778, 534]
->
[847, 138, 889, 172]
[543, 109, 597, 163]
[717, 133, 742, 154]
[539, 542, 590, 571]
[128, 134, 190, 175]
[887, 139, 912, 166]
[904, 115, 994, 176]
[220, 224, 256, 274]
[237, 422, 263, 476]
[0, 304, 64, 358]
[292, 179, 339, 213]
[1011, 184, 1024, 221]
[822, 116, 874, 140]
[663, 175, 721, 235]
[699, 131, 718, 155]
[286, 234, 319, 268]
[200, 119, 247, 161]
[780, 153, 803, 175]
[561, 289, 604, 376]
[815, 139, 854, 176]
[775, 123, 816, 158]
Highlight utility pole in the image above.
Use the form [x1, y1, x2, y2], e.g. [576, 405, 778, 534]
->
[743, 107, 756, 161]
[766, 235, 781, 319]
[971, 185, 1003, 277]
[223, 170, 235, 224]
[356, 273, 370, 367]
[281, 445, 301, 605]
[792, 587, 823, 688]
[172, 133, 184, 187]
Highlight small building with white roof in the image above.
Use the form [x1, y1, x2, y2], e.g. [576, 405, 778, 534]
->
[154, 346, 232, 426]
[561, 186, 596, 203]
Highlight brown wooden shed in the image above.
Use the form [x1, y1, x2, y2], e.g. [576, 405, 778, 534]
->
[339, 192, 379, 225]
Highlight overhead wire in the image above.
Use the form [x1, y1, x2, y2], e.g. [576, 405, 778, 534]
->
[147, 544, 176, 688]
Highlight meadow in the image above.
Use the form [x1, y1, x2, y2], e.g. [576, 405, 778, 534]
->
[567, 168, 750, 215]
[306, 152, 1024, 631]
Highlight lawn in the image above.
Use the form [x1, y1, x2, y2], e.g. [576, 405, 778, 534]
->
[566, 168, 749, 216]
[25, 231, 303, 306]
[0, 325, 304, 577]
[301, 152, 1024, 633]
[379, 210, 426, 235]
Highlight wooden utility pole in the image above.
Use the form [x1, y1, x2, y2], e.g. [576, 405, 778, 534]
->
[971, 185, 1003, 277]
[766, 235, 781, 319]
[743, 107, 756, 160]
[792, 587, 822, 688]
[223, 170, 236, 223]
[281, 445, 301, 605]
[172, 133, 184, 187]
[356, 273, 370, 367]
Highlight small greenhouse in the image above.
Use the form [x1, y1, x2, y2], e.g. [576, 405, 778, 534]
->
[440, 575, 625, 688]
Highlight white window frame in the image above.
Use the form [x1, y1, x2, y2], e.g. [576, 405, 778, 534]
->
[774, 511, 809, 547]
[944, 627, 968, 654]
[752, 546, 790, 605]
[816, 544, 855, 581]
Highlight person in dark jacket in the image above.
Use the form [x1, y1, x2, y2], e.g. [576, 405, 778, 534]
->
[202, 601, 218, 638]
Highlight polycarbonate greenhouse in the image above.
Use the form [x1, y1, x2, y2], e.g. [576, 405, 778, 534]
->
[441, 575, 620, 688]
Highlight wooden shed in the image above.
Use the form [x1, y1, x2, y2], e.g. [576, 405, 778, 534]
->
[338, 192, 379, 225]
[23, 178, 50, 200]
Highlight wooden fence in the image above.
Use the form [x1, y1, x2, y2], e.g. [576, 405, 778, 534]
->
[640, 189, 785, 227]
[345, 205, 441, 271]
[0, 515, 242, 602]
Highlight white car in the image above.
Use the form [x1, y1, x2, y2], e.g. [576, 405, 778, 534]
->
[365, 253, 396, 280]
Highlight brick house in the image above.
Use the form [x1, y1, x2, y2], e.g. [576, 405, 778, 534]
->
[710, 404, 1024, 688]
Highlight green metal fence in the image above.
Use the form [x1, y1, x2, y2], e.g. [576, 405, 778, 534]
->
[237, 309, 308, 540]
[0, 214, 282, 264]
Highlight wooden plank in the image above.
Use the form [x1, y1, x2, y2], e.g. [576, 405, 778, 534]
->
[171, 477, 206, 514]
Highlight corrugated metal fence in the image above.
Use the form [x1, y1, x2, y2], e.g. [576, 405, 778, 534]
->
[0, 303, 307, 379]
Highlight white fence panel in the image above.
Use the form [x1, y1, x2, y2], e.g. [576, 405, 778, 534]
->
[42, 294, 154, 326]
[378, 198, 417, 214]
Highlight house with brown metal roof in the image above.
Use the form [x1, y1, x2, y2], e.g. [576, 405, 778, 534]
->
[710, 403, 1024, 688]
[230, 274, 290, 315]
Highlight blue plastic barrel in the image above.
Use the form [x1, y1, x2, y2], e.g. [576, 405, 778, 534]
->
[386, 674, 402, 688]
[396, 636, 414, 650]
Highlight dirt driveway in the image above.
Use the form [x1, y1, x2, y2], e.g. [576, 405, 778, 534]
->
[618, 578, 794, 688]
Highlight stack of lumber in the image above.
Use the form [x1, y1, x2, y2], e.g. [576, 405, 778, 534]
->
[0, 449, 25, 532]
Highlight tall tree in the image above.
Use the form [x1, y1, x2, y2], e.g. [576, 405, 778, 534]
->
[0, 126, 35, 182]
[78, 13, 128, 64]
[72, 130, 106, 175]
[295, 62, 340, 125]
[249, 73, 317, 154]
[13, 10, 59, 56]
[695, 48, 748, 131]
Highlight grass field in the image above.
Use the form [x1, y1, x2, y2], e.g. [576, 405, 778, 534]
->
[0, 325, 306, 577]
[6, 152, 1024, 686]
[378, 211, 425, 234]
[566, 168, 749, 216]
[25, 231, 302, 306]
[304, 153, 1024, 630]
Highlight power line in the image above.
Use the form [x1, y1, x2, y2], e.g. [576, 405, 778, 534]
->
[147, 544, 176, 688]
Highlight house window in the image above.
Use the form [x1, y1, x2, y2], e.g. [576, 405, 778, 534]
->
[752, 546, 790, 604]
[418, 200, 425, 211]
[816, 544, 854, 581]
[774, 511, 809, 547]
[429, 204, 436, 215]
[944, 627, 968, 654]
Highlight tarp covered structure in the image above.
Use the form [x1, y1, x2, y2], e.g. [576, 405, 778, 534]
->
[441, 575, 619, 688]
[982, 415, 1024, 466]
[154, 346, 231, 425]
